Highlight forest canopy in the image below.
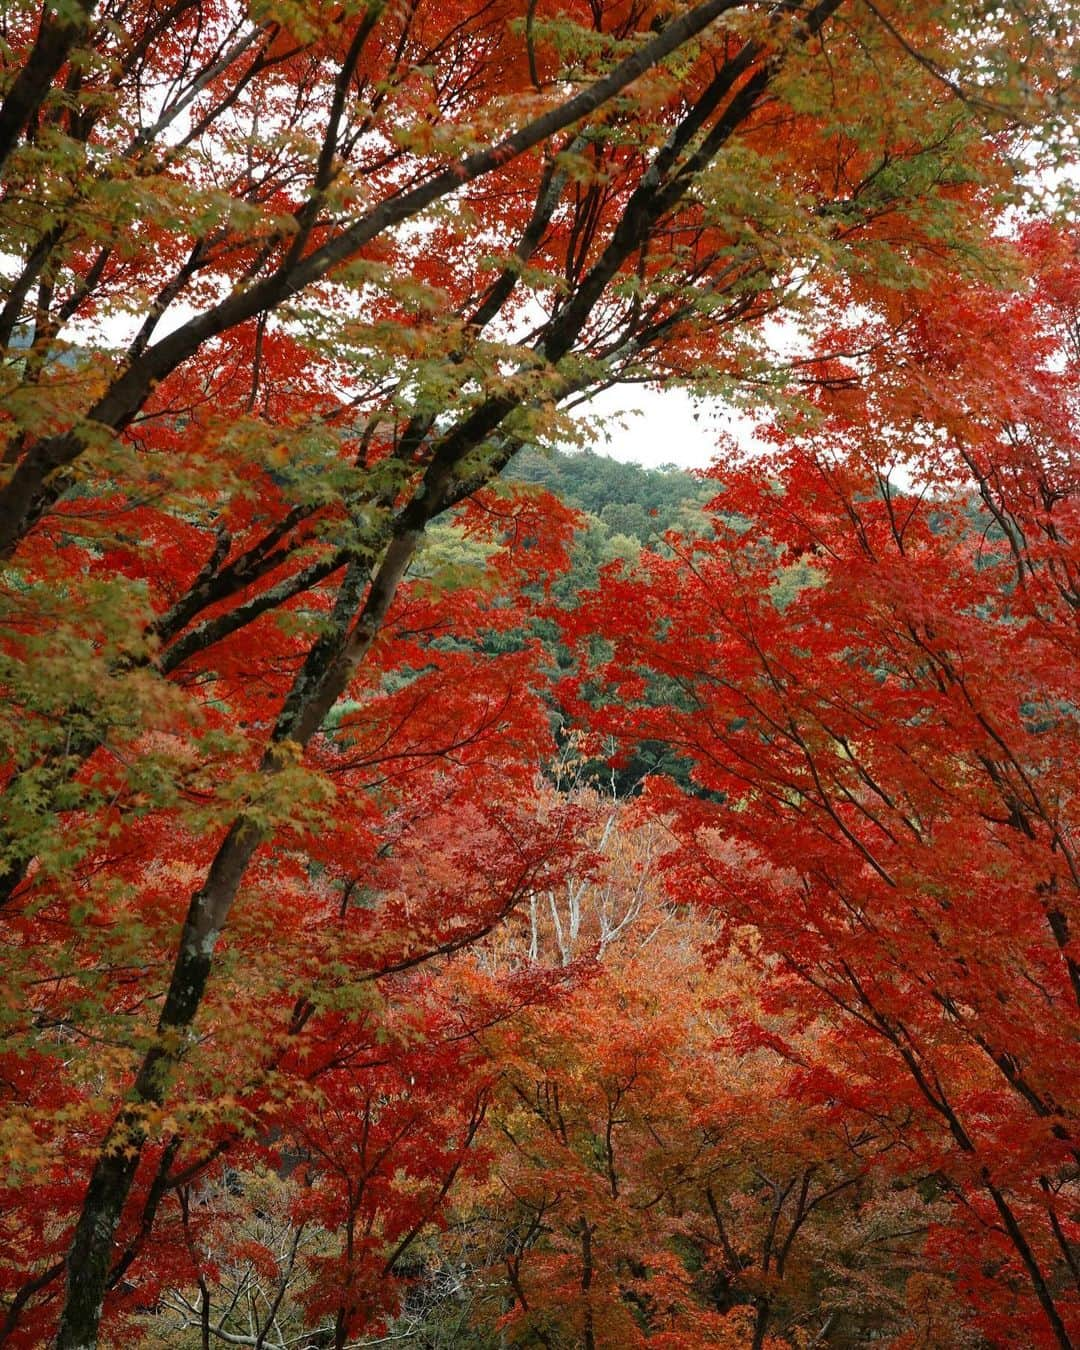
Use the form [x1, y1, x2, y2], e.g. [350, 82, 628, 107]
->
[0, 0, 1077, 1347]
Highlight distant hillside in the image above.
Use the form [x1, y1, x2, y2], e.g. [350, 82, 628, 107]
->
[505, 446, 713, 547]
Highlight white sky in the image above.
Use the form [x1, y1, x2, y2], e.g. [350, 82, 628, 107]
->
[570, 384, 767, 473]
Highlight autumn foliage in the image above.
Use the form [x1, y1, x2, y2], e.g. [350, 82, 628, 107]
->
[0, 0, 1077, 1346]
[566, 234, 1080, 1345]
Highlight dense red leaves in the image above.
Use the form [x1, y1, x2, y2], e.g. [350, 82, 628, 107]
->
[1, 0, 1076, 1341]
[432, 816, 969, 1348]
[566, 239, 1080, 1344]
[0, 473, 589, 1344]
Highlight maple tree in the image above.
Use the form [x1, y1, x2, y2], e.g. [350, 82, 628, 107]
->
[143, 796, 973, 1348]
[569, 230, 1080, 1344]
[466, 823, 945, 1350]
[0, 0, 1076, 1346]
[296, 797, 975, 1349]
